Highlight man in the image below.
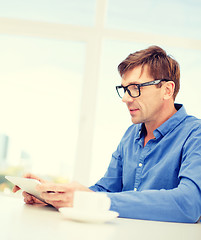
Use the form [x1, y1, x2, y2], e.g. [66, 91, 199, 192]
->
[13, 46, 201, 223]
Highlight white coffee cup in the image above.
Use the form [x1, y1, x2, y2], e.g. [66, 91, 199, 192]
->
[73, 191, 111, 213]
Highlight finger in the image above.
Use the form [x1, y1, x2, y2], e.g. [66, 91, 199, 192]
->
[22, 191, 31, 198]
[24, 196, 35, 204]
[41, 191, 72, 201]
[22, 192, 35, 204]
[23, 173, 46, 183]
[12, 185, 21, 193]
[36, 183, 69, 193]
[22, 191, 44, 204]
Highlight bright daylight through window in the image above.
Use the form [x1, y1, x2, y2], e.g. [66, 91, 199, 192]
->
[0, 0, 201, 194]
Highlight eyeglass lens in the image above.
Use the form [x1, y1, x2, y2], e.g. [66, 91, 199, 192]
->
[118, 85, 139, 98]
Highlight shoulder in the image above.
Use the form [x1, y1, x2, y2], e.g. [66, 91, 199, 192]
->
[180, 115, 201, 150]
[174, 104, 201, 133]
[183, 115, 201, 131]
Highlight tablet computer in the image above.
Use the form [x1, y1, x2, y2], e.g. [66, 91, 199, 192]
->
[5, 175, 45, 203]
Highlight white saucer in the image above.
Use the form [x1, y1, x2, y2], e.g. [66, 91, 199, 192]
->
[59, 207, 119, 223]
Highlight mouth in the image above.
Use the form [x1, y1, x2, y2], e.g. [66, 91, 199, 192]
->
[129, 108, 139, 115]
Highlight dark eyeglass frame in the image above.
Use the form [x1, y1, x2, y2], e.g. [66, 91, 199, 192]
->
[116, 79, 171, 99]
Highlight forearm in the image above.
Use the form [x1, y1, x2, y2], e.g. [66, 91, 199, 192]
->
[89, 175, 123, 193]
[107, 179, 201, 223]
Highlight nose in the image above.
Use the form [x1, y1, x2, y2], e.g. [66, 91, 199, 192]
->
[122, 90, 134, 103]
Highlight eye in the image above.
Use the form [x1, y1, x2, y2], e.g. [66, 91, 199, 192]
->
[129, 85, 138, 90]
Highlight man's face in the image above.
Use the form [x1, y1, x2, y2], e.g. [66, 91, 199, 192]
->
[121, 65, 165, 125]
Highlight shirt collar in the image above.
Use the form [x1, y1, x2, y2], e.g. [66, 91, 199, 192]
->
[154, 104, 187, 138]
[137, 104, 187, 139]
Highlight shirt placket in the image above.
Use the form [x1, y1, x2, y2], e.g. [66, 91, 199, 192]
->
[134, 139, 150, 191]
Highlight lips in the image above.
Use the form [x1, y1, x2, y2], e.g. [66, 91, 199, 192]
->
[129, 108, 139, 115]
[129, 108, 139, 111]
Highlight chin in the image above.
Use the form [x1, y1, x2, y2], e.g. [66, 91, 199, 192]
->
[131, 117, 141, 124]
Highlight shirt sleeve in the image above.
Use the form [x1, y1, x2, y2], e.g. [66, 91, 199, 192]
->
[107, 178, 201, 223]
[89, 143, 123, 192]
[90, 126, 201, 223]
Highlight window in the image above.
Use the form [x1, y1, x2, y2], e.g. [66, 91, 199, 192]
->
[0, 0, 96, 26]
[106, 0, 201, 39]
[0, 35, 85, 181]
[0, 0, 201, 190]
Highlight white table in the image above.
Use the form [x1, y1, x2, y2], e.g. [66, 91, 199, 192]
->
[0, 193, 201, 240]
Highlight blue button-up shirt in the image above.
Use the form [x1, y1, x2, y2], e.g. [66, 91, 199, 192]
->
[89, 104, 201, 223]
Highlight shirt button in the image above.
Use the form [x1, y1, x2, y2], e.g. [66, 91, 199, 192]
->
[139, 163, 143, 167]
[134, 188, 137, 191]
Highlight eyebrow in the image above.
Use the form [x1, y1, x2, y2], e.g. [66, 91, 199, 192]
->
[121, 81, 141, 87]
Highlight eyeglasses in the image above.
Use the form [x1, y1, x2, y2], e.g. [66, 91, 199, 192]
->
[116, 79, 171, 99]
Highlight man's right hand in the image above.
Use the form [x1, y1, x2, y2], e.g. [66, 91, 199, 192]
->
[12, 173, 47, 205]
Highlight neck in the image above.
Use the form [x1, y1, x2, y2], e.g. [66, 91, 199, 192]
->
[144, 103, 177, 145]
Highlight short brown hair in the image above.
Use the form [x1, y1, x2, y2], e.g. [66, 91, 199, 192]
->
[118, 45, 180, 99]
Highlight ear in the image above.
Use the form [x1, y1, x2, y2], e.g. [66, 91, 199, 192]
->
[163, 81, 175, 100]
